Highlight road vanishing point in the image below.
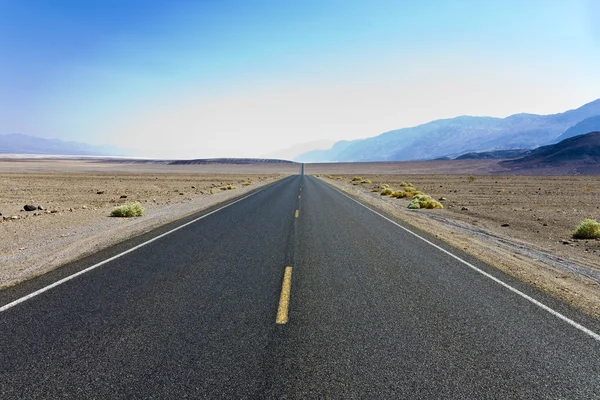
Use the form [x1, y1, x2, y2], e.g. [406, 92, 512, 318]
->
[1, 175, 599, 398]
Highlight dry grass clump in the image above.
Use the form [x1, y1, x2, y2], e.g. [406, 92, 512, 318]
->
[110, 202, 145, 217]
[572, 219, 600, 239]
[381, 188, 394, 196]
[220, 184, 237, 190]
[381, 184, 390, 189]
[399, 182, 413, 187]
[242, 181, 252, 186]
[361, 178, 372, 184]
[408, 194, 443, 210]
[391, 188, 422, 198]
[351, 176, 363, 181]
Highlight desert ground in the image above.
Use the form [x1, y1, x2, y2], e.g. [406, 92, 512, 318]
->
[0, 158, 299, 287]
[314, 171, 600, 317]
[2, 157, 599, 318]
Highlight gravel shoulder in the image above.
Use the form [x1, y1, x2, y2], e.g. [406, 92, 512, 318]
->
[0, 167, 284, 288]
[319, 175, 600, 318]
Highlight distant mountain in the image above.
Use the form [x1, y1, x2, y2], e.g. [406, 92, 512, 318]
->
[455, 149, 531, 160]
[501, 132, 600, 169]
[554, 116, 600, 142]
[263, 140, 335, 161]
[0, 133, 131, 156]
[295, 140, 358, 162]
[296, 99, 600, 162]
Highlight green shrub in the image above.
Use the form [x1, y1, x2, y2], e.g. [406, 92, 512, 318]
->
[242, 181, 252, 186]
[361, 179, 372, 184]
[381, 188, 393, 196]
[381, 183, 390, 189]
[110, 202, 145, 217]
[209, 188, 214, 195]
[351, 176, 362, 181]
[328, 175, 335, 179]
[399, 182, 413, 187]
[408, 194, 443, 210]
[573, 219, 600, 239]
[220, 184, 236, 190]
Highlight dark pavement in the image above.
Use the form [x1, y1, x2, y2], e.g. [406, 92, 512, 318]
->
[1, 175, 599, 399]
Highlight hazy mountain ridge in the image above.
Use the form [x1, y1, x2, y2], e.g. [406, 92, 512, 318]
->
[501, 131, 600, 170]
[0, 133, 130, 156]
[455, 149, 532, 160]
[296, 99, 600, 162]
[554, 116, 600, 142]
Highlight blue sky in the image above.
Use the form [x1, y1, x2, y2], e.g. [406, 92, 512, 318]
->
[1, 0, 599, 158]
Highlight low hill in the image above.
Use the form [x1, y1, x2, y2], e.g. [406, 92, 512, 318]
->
[168, 158, 295, 165]
[455, 149, 531, 160]
[501, 132, 600, 172]
[99, 158, 295, 165]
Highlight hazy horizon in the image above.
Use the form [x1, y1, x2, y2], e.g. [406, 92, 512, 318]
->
[2, 0, 600, 159]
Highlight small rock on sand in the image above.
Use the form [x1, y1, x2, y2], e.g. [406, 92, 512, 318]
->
[24, 205, 37, 211]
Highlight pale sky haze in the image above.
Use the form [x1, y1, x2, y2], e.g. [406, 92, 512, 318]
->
[1, 0, 599, 158]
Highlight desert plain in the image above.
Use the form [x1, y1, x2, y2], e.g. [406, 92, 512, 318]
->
[1, 158, 599, 318]
[0, 158, 301, 288]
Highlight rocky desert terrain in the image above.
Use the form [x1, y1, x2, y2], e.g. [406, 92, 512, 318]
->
[0, 158, 297, 287]
[317, 173, 600, 317]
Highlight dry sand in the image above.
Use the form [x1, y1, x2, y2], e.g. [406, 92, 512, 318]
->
[318, 173, 600, 318]
[0, 159, 293, 288]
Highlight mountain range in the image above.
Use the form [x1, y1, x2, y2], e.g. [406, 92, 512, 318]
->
[501, 131, 600, 171]
[0, 133, 131, 156]
[295, 99, 600, 162]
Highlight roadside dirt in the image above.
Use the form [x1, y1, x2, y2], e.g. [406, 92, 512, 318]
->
[0, 160, 286, 288]
[318, 174, 600, 318]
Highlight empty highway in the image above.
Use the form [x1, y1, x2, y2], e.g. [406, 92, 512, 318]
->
[1, 175, 599, 399]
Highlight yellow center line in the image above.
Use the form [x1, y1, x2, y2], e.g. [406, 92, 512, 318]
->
[295, 209, 300, 218]
[276, 266, 293, 324]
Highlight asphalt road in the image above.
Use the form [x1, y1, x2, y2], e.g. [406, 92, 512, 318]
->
[1, 175, 599, 399]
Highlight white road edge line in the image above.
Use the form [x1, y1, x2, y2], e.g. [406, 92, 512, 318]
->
[0, 183, 276, 313]
[325, 180, 600, 342]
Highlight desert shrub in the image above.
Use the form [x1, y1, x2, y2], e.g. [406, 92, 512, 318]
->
[110, 202, 145, 217]
[381, 183, 390, 189]
[242, 181, 252, 186]
[573, 219, 600, 239]
[399, 182, 413, 187]
[361, 179, 372, 184]
[391, 188, 422, 198]
[327, 175, 335, 179]
[468, 176, 476, 183]
[351, 176, 362, 181]
[220, 184, 236, 190]
[408, 194, 443, 210]
[209, 188, 214, 195]
[381, 188, 393, 196]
